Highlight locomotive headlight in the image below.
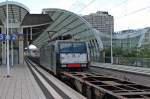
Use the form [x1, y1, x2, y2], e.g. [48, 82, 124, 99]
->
[60, 53, 65, 63]
[81, 64, 86, 67]
[61, 64, 66, 67]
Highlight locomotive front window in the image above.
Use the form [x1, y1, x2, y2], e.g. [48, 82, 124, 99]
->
[59, 42, 87, 53]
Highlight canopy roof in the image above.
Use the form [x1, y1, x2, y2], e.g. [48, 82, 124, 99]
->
[21, 14, 53, 27]
[0, 2, 104, 61]
[0, 1, 29, 24]
[33, 8, 103, 50]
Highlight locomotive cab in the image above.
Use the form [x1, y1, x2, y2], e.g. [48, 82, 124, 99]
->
[40, 40, 89, 75]
[57, 41, 88, 71]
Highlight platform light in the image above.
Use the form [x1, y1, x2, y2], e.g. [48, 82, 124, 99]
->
[111, 26, 113, 64]
[6, 0, 10, 77]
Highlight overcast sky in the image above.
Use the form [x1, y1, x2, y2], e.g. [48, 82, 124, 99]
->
[1, 0, 150, 31]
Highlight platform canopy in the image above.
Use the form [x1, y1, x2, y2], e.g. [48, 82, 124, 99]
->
[0, 1, 29, 25]
[0, 1, 104, 62]
[32, 8, 104, 61]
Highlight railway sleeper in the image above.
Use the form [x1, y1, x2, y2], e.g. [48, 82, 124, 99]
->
[62, 72, 150, 99]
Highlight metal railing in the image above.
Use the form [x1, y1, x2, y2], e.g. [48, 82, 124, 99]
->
[112, 57, 150, 68]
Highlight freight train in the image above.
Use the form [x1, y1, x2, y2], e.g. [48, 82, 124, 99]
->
[40, 40, 90, 75]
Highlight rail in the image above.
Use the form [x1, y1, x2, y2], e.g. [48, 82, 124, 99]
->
[62, 71, 150, 99]
[25, 58, 86, 99]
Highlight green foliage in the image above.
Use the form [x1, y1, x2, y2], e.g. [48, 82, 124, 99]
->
[138, 48, 150, 58]
[105, 48, 150, 58]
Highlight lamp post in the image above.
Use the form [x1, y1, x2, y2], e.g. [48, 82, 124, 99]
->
[10, 19, 13, 66]
[6, 0, 10, 77]
[111, 28, 113, 64]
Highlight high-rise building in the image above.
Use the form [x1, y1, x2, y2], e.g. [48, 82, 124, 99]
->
[83, 11, 114, 35]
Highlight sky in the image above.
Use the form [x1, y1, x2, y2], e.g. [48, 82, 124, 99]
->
[1, 0, 150, 31]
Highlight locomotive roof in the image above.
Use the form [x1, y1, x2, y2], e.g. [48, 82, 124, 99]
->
[45, 40, 86, 47]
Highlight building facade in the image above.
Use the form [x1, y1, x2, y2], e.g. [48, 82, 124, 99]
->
[83, 11, 114, 35]
[113, 28, 150, 49]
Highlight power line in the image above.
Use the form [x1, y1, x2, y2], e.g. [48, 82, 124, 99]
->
[117, 4, 150, 20]
[77, 0, 96, 13]
[68, 0, 85, 11]
[69, 0, 96, 13]
[108, 0, 128, 12]
[77, 0, 129, 13]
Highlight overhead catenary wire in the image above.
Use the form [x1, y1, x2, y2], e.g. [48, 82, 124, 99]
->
[68, 0, 83, 10]
[71, 0, 150, 21]
[70, 0, 129, 14]
[116, 4, 150, 20]
[108, 0, 129, 12]
[77, 0, 96, 13]
[68, 0, 96, 13]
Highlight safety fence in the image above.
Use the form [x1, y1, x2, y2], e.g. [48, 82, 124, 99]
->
[112, 57, 150, 68]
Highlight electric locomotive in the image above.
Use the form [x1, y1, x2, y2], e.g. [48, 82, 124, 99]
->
[40, 40, 89, 75]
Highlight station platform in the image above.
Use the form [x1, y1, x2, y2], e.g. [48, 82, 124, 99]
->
[91, 62, 150, 76]
[0, 64, 46, 99]
[0, 62, 86, 99]
[90, 62, 150, 87]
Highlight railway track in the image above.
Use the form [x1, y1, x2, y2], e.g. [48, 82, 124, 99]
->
[62, 71, 150, 99]
[25, 58, 86, 99]
[28, 58, 150, 99]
